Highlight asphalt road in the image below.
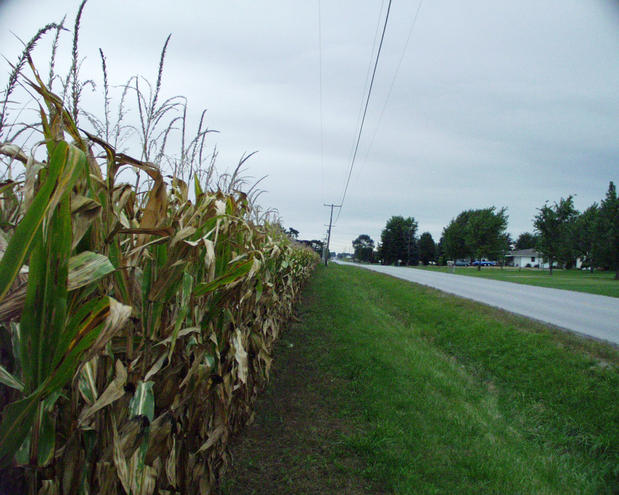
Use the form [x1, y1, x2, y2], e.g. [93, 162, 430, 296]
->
[337, 262, 619, 345]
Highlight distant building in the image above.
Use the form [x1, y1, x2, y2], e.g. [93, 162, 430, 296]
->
[507, 248, 555, 269]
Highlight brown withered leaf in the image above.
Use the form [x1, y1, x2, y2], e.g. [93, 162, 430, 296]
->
[82, 298, 132, 363]
[78, 360, 127, 426]
[112, 423, 131, 495]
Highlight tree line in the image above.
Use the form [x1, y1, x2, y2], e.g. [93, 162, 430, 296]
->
[533, 181, 617, 276]
[351, 181, 618, 278]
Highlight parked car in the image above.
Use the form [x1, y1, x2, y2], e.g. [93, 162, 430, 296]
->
[472, 260, 497, 266]
[454, 259, 470, 266]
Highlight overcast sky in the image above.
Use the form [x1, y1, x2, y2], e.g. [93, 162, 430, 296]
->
[1, 0, 617, 252]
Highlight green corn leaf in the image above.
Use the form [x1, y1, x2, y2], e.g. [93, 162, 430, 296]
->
[194, 176, 203, 198]
[68, 251, 115, 291]
[0, 364, 24, 391]
[53, 297, 110, 369]
[50, 297, 130, 392]
[12, 392, 61, 468]
[167, 271, 193, 360]
[194, 258, 253, 296]
[141, 258, 153, 305]
[147, 263, 184, 302]
[0, 141, 85, 302]
[36, 405, 56, 467]
[148, 302, 164, 339]
[109, 240, 131, 304]
[0, 180, 18, 196]
[129, 381, 155, 422]
[141, 258, 154, 337]
[14, 427, 30, 466]
[0, 392, 40, 467]
[19, 195, 70, 393]
[38, 335, 100, 409]
[255, 278, 263, 302]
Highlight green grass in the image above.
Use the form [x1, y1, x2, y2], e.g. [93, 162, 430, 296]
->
[291, 264, 619, 494]
[412, 265, 619, 297]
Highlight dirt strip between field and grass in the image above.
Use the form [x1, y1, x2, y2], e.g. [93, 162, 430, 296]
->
[218, 298, 385, 495]
[338, 262, 619, 345]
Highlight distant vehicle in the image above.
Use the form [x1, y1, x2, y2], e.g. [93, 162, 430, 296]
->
[454, 259, 470, 266]
[472, 260, 497, 266]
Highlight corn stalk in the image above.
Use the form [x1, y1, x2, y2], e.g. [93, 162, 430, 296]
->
[0, 53, 317, 495]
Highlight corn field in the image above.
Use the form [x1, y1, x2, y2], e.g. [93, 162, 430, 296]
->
[0, 10, 317, 494]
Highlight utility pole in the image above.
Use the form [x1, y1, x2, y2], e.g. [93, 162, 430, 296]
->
[406, 226, 411, 266]
[323, 203, 341, 266]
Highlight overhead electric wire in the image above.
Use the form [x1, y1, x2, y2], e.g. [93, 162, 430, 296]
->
[362, 0, 425, 166]
[347, 0, 387, 168]
[318, 0, 325, 204]
[335, 0, 393, 223]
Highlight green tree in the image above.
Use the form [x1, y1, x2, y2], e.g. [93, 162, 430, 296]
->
[352, 234, 375, 263]
[299, 239, 323, 256]
[533, 196, 578, 274]
[436, 236, 446, 265]
[380, 216, 418, 265]
[465, 207, 508, 270]
[441, 208, 507, 268]
[574, 204, 599, 272]
[418, 232, 436, 265]
[441, 210, 472, 261]
[515, 232, 538, 250]
[594, 181, 619, 279]
[498, 232, 513, 268]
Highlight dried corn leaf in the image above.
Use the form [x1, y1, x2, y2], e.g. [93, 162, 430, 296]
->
[113, 424, 131, 494]
[77, 358, 98, 406]
[79, 360, 127, 425]
[165, 437, 177, 488]
[233, 329, 248, 384]
[129, 381, 154, 422]
[196, 424, 225, 454]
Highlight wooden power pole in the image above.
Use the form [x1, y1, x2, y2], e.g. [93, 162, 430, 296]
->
[323, 203, 341, 266]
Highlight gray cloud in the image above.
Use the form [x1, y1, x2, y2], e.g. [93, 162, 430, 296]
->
[1, 0, 616, 253]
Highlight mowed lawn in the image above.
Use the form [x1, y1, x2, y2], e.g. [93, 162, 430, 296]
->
[225, 264, 619, 494]
[413, 265, 619, 298]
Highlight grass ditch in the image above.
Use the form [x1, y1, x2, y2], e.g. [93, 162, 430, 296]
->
[414, 265, 618, 297]
[223, 264, 618, 494]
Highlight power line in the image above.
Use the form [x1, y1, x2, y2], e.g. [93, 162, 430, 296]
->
[336, 0, 393, 223]
[320, 1, 384, 253]
[362, 0, 425, 167]
[317, 0, 325, 204]
[347, 0, 387, 169]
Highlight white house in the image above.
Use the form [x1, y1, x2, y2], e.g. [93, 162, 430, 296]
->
[508, 249, 584, 269]
[508, 248, 555, 269]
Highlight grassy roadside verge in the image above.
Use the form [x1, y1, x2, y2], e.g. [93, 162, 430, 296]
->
[222, 264, 618, 494]
[413, 265, 618, 297]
